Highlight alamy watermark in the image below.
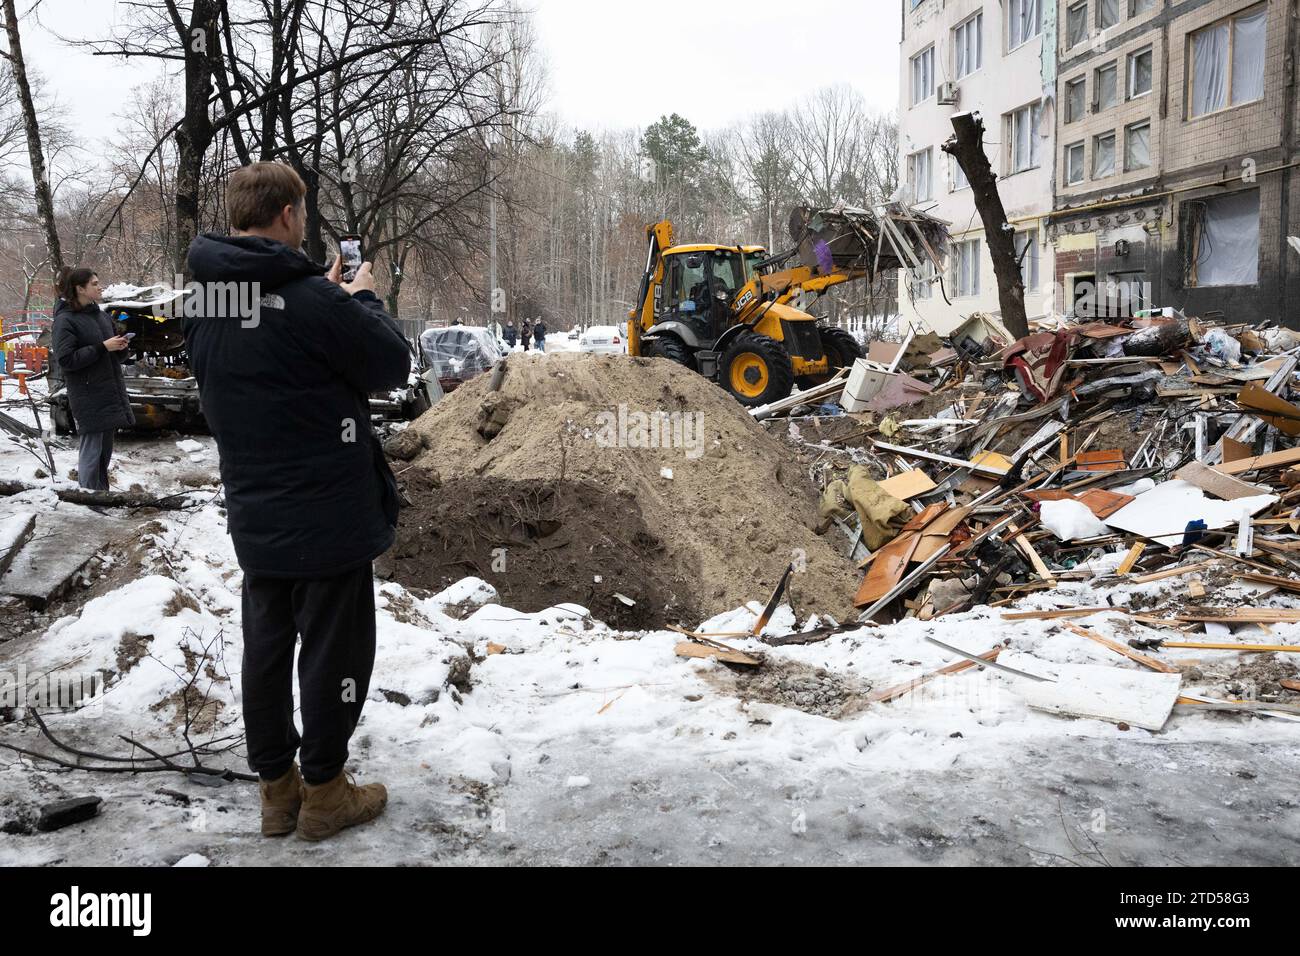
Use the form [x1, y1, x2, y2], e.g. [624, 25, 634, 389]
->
[153, 275, 270, 329]
[0, 665, 106, 716]
[593, 403, 705, 460]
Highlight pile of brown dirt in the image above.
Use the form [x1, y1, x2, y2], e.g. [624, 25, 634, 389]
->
[382, 353, 860, 628]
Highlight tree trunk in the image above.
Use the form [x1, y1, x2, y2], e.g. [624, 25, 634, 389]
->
[942, 113, 1029, 340]
[173, 0, 221, 277]
[2, 0, 63, 279]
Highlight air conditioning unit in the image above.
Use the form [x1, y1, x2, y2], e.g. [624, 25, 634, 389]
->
[937, 82, 959, 106]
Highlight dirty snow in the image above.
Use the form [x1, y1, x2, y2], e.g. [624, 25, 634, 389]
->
[1, 409, 1298, 866]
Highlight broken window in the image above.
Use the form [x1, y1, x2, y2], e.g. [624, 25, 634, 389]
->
[1093, 132, 1116, 177]
[909, 147, 933, 201]
[1065, 77, 1087, 124]
[1191, 4, 1266, 117]
[1008, 0, 1041, 50]
[955, 13, 982, 78]
[1128, 46, 1152, 98]
[1065, 141, 1085, 185]
[911, 45, 935, 104]
[1008, 102, 1042, 174]
[1125, 121, 1151, 170]
[1185, 190, 1260, 287]
[1099, 0, 1120, 30]
[1096, 62, 1118, 111]
[1016, 231, 1041, 294]
[1067, 3, 1088, 48]
[953, 238, 980, 297]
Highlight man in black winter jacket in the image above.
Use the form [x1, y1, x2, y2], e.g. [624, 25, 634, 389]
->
[183, 162, 410, 841]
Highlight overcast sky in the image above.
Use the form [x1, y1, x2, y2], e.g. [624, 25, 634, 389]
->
[19, 0, 902, 145]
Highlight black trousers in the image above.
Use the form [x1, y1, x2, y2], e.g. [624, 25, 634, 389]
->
[240, 562, 376, 785]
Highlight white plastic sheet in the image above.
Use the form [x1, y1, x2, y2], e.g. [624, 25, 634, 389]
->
[1232, 7, 1266, 105]
[1125, 122, 1150, 170]
[1197, 190, 1260, 287]
[1192, 22, 1229, 116]
[1093, 133, 1115, 178]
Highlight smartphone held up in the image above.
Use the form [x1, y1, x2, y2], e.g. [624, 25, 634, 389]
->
[339, 234, 362, 283]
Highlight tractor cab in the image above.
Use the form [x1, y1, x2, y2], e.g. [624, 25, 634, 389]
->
[656, 245, 763, 341]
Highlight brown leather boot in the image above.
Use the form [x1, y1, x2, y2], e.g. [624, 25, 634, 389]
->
[296, 771, 388, 842]
[259, 764, 304, 837]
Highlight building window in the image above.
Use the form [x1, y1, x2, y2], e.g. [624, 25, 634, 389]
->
[1067, 3, 1089, 48]
[1098, 0, 1120, 29]
[1016, 231, 1040, 294]
[950, 154, 970, 191]
[1008, 0, 1041, 51]
[1065, 77, 1087, 124]
[1131, 0, 1156, 15]
[911, 45, 935, 104]
[1185, 190, 1260, 286]
[1190, 4, 1266, 118]
[1007, 102, 1043, 174]
[1128, 46, 1153, 98]
[910, 259, 935, 300]
[954, 13, 983, 79]
[1093, 131, 1116, 177]
[1095, 62, 1118, 111]
[1125, 120, 1151, 170]
[909, 147, 933, 201]
[953, 238, 981, 297]
[1065, 142, 1085, 184]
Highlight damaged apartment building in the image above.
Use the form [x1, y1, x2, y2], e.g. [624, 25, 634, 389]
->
[1054, 0, 1296, 325]
[900, 0, 1299, 330]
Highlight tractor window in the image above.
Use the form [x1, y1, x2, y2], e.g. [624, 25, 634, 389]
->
[663, 253, 708, 314]
[709, 251, 745, 294]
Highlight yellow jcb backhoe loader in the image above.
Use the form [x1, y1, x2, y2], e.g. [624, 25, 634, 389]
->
[627, 204, 949, 407]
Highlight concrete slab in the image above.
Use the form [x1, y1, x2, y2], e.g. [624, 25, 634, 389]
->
[0, 512, 36, 578]
[0, 506, 132, 609]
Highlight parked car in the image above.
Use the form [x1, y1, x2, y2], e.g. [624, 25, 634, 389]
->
[578, 325, 625, 354]
[419, 325, 502, 392]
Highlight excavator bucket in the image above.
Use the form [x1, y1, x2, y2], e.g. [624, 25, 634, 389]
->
[788, 204, 949, 282]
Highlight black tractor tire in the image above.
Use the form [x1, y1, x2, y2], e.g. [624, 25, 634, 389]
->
[797, 326, 865, 389]
[644, 334, 693, 369]
[719, 332, 795, 408]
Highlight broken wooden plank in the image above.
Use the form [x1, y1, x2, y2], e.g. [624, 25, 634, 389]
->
[1157, 641, 1300, 653]
[1060, 621, 1182, 674]
[1001, 606, 1111, 621]
[1174, 461, 1270, 500]
[1166, 608, 1300, 624]
[1116, 542, 1146, 575]
[674, 641, 761, 667]
[1233, 571, 1300, 592]
[866, 647, 1002, 704]
[878, 468, 937, 501]
[1212, 445, 1300, 475]
[1130, 559, 1216, 583]
[871, 440, 1009, 477]
[1236, 381, 1300, 436]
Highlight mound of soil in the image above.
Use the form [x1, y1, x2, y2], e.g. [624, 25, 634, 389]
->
[383, 353, 860, 628]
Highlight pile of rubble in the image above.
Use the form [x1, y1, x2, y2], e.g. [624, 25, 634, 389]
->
[746, 309, 1300, 727]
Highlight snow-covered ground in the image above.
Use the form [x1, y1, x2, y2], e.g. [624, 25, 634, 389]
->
[1, 389, 1298, 866]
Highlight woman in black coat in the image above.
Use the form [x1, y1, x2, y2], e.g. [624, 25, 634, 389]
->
[51, 267, 135, 490]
